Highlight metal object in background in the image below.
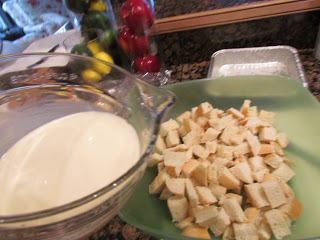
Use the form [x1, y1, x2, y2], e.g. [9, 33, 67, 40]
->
[208, 46, 308, 88]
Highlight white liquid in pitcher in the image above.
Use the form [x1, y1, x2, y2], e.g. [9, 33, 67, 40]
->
[0, 111, 140, 215]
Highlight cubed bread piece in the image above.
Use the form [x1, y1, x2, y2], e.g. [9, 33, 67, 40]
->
[217, 109, 225, 117]
[196, 116, 209, 128]
[191, 106, 198, 120]
[222, 225, 235, 240]
[176, 216, 194, 229]
[195, 186, 218, 205]
[210, 156, 231, 169]
[192, 144, 209, 160]
[209, 183, 227, 200]
[216, 144, 234, 159]
[209, 114, 234, 131]
[159, 187, 173, 200]
[265, 209, 291, 240]
[147, 152, 164, 167]
[192, 162, 209, 186]
[157, 161, 165, 173]
[149, 168, 169, 194]
[231, 133, 245, 146]
[258, 219, 273, 240]
[218, 167, 241, 190]
[233, 223, 259, 240]
[281, 211, 293, 227]
[233, 181, 244, 195]
[252, 169, 270, 182]
[270, 141, 285, 156]
[206, 140, 218, 154]
[258, 144, 275, 155]
[221, 198, 247, 223]
[221, 124, 239, 146]
[183, 118, 202, 133]
[186, 148, 194, 160]
[226, 160, 236, 168]
[163, 144, 189, 153]
[176, 111, 191, 123]
[246, 106, 258, 118]
[227, 108, 245, 119]
[164, 151, 189, 177]
[185, 178, 199, 207]
[244, 183, 270, 208]
[283, 157, 296, 167]
[220, 193, 243, 206]
[279, 181, 295, 198]
[230, 161, 253, 184]
[245, 131, 261, 156]
[259, 110, 275, 124]
[181, 224, 211, 239]
[204, 108, 220, 119]
[160, 119, 180, 137]
[248, 156, 268, 172]
[271, 163, 295, 182]
[165, 177, 186, 196]
[262, 174, 295, 198]
[181, 159, 199, 177]
[259, 127, 277, 142]
[244, 207, 260, 224]
[209, 208, 231, 237]
[244, 117, 265, 135]
[208, 164, 219, 184]
[278, 197, 303, 220]
[154, 135, 166, 154]
[264, 153, 283, 168]
[165, 130, 180, 148]
[201, 127, 221, 143]
[276, 132, 289, 148]
[240, 99, 251, 116]
[261, 180, 287, 208]
[167, 196, 189, 222]
[195, 102, 213, 118]
[182, 130, 201, 147]
[188, 206, 197, 218]
[195, 205, 219, 226]
[178, 125, 188, 137]
[234, 154, 248, 164]
[233, 142, 251, 157]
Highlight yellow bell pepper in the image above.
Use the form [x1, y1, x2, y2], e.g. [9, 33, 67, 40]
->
[81, 69, 102, 83]
[89, 0, 106, 11]
[93, 51, 114, 74]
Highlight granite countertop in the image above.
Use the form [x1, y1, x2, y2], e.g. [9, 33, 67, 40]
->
[88, 48, 320, 240]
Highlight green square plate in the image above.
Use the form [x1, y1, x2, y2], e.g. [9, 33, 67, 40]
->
[119, 76, 320, 240]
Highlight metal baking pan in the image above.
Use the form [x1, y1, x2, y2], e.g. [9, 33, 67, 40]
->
[207, 46, 308, 87]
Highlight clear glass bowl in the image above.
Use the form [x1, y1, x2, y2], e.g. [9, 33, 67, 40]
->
[0, 53, 175, 240]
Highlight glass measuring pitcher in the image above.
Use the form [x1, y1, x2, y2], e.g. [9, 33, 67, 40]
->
[0, 52, 175, 240]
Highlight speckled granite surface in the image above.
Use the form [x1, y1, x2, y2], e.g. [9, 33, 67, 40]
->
[112, 0, 270, 19]
[154, 0, 269, 18]
[157, 11, 320, 67]
[87, 47, 320, 240]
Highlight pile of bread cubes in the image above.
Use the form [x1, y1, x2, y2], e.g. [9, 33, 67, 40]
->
[148, 100, 303, 240]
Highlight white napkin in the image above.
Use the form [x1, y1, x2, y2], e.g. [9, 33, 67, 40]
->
[0, 29, 81, 76]
[23, 28, 79, 54]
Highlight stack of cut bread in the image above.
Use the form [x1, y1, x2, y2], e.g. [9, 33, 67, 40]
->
[148, 100, 303, 240]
